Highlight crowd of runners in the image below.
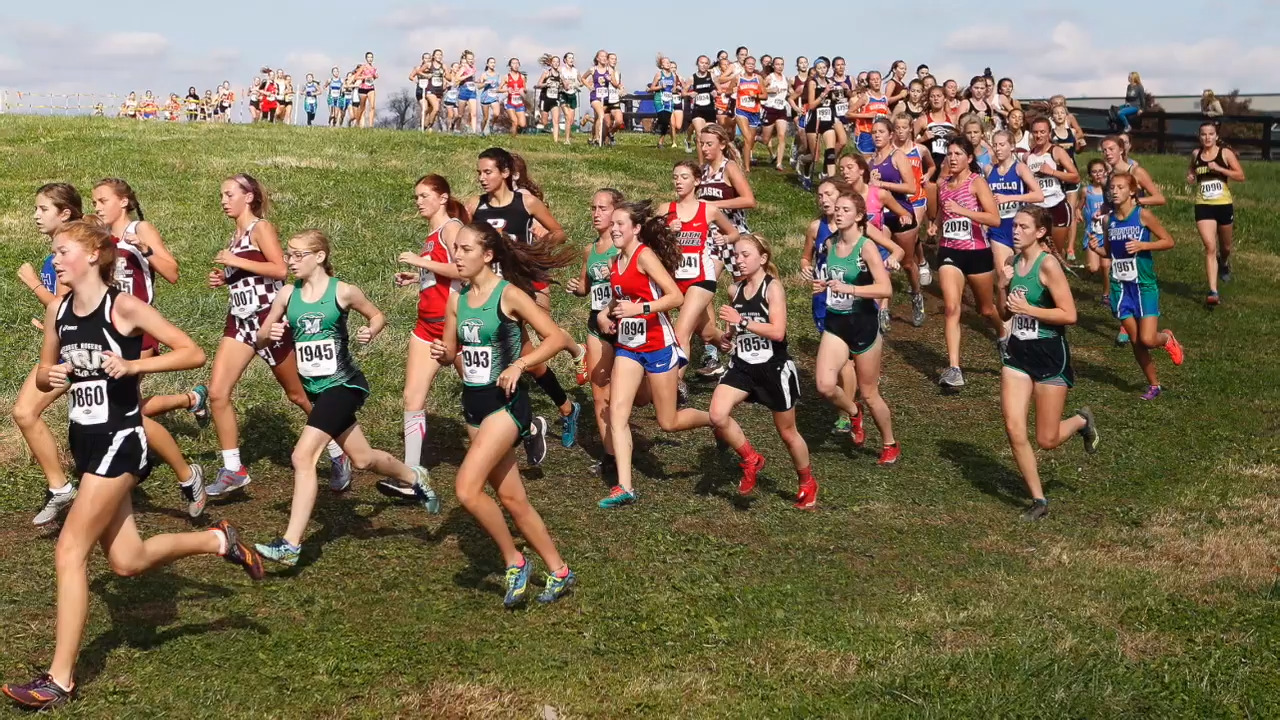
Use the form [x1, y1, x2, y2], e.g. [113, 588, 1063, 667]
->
[3, 46, 1249, 708]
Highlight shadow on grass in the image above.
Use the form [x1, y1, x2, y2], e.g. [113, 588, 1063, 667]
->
[420, 414, 469, 470]
[240, 405, 301, 469]
[1073, 355, 1144, 394]
[276, 491, 441, 575]
[78, 571, 267, 687]
[937, 439, 1025, 508]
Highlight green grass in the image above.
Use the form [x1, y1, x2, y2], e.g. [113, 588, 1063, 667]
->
[1, 116, 1279, 718]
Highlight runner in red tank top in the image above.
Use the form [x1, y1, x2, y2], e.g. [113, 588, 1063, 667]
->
[390, 174, 468, 476]
[598, 201, 714, 509]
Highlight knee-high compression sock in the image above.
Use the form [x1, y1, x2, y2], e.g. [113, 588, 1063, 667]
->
[534, 368, 569, 409]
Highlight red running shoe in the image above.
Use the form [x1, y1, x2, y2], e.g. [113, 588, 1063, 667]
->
[573, 346, 589, 385]
[850, 409, 866, 447]
[738, 453, 766, 495]
[794, 479, 818, 510]
[1163, 330, 1184, 366]
[878, 444, 901, 466]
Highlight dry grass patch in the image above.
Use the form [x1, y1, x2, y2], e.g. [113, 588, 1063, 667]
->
[328, 680, 531, 720]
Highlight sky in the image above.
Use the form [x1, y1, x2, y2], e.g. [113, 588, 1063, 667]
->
[1, 1, 1278, 103]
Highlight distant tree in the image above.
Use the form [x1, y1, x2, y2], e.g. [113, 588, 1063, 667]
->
[377, 89, 416, 130]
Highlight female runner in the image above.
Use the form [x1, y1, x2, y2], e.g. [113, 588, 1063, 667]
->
[929, 137, 1003, 390]
[479, 57, 500, 135]
[1026, 116, 1081, 256]
[1080, 159, 1111, 299]
[732, 56, 764, 171]
[16, 184, 82, 526]
[91, 179, 209, 516]
[892, 113, 935, 298]
[685, 55, 718, 147]
[707, 234, 814, 504]
[960, 114, 994, 173]
[996, 206, 1097, 522]
[410, 52, 434, 130]
[585, 50, 612, 146]
[1, 220, 261, 711]
[812, 190, 899, 466]
[564, 189, 628, 477]
[326, 67, 345, 127]
[1006, 108, 1030, 160]
[648, 55, 678, 149]
[916, 85, 957, 183]
[760, 56, 791, 172]
[537, 54, 565, 141]
[467, 149, 583, 456]
[606, 53, 625, 143]
[390, 174, 467, 477]
[558, 52, 580, 143]
[456, 50, 478, 134]
[251, 230, 438, 567]
[802, 57, 837, 185]
[987, 130, 1045, 279]
[355, 52, 379, 129]
[599, 202, 732, 509]
[1049, 103, 1086, 263]
[203, 174, 350, 497]
[1187, 121, 1245, 305]
[499, 58, 528, 135]
[867, 116, 920, 329]
[1099, 174, 1186, 400]
[429, 222, 577, 606]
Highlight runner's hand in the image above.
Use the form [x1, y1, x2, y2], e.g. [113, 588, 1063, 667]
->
[47, 363, 71, 388]
[394, 271, 419, 287]
[213, 249, 238, 267]
[1006, 290, 1031, 315]
[429, 338, 447, 360]
[497, 365, 523, 396]
[17, 263, 39, 290]
[207, 269, 226, 288]
[565, 277, 583, 295]
[101, 351, 135, 379]
[397, 251, 421, 266]
[269, 320, 289, 342]
[611, 301, 643, 318]
[356, 326, 374, 345]
[799, 266, 814, 282]
[811, 279, 827, 296]
[998, 263, 1014, 288]
[718, 305, 742, 325]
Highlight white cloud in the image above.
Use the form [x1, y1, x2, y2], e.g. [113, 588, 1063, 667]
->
[522, 5, 583, 26]
[91, 32, 171, 59]
[0, 55, 21, 72]
[382, 4, 456, 27]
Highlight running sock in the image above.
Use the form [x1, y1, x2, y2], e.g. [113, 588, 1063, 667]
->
[533, 368, 569, 408]
[180, 475, 199, 488]
[704, 344, 720, 363]
[797, 465, 814, 482]
[404, 410, 427, 466]
[50, 483, 74, 495]
[553, 565, 570, 579]
[823, 148, 836, 169]
[326, 441, 344, 460]
[222, 448, 242, 472]
[211, 528, 228, 556]
[735, 440, 758, 460]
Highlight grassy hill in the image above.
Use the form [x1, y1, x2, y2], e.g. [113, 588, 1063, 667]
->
[0, 116, 1278, 718]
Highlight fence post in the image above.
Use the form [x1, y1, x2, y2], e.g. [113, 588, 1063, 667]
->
[1264, 118, 1274, 161]
[1156, 113, 1166, 154]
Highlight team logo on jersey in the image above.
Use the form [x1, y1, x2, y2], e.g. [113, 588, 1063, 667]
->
[424, 241, 435, 254]
[485, 218, 507, 232]
[460, 318, 484, 345]
[299, 312, 325, 336]
[589, 261, 611, 282]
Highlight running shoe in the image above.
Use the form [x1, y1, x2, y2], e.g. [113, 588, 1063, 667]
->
[216, 520, 265, 579]
[878, 304, 891, 335]
[1220, 260, 1232, 282]
[1021, 499, 1049, 521]
[524, 416, 549, 467]
[560, 402, 581, 448]
[918, 262, 933, 287]
[1206, 291, 1220, 307]
[180, 464, 207, 518]
[573, 347, 589, 386]
[911, 292, 926, 327]
[254, 536, 300, 568]
[1099, 294, 1110, 308]
[598, 486, 636, 509]
[330, 454, 353, 492]
[997, 337, 1009, 360]
[2, 673, 73, 709]
[1077, 407, 1100, 454]
[411, 466, 441, 514]
[188, 384, 210, 427]
[695, 349, 724, 379]
[1141, 384, 1163, 401]
[205, 466, 251, 497]
[504, 555, 531, 608]
[878, 444, 901, 466]
[939, 366, 965, 388]
[1116, 331, 1130, 346]
[850, 410, 866, 447]
[1163, 330, 1184, 366]
[685, 138, 693, 154]
[800, 176, 813, 192]
[831, 416, 852, 434]
[1066, 250, 1078, 266]
[538, 569, 576, 604]
[677, 381, 690, 407]
[375, 479, 418, 502]
[32, 487, 76, 526]
[738, 453, 766, 495]
[794, 479, 818, 510]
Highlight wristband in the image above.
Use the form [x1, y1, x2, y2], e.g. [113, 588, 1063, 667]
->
[140, 246, 154, 258]
[736, 319, 749, 333]
[642, 302, 652, 315]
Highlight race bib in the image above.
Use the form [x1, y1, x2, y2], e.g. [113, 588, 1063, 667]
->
[296, 339, 337, 378]
[660, 91, 672, 104]
[817, 107, 832, 122]
[1112, 257, 1138, 282]
[942, 217, 972, 241]
[418, 79, 431, 89]
[1011, 313, 1040, 341]
[461, 346, 492, 384]
[419, 269, 436, 291]
[695, 92, 711, 106]
[229, 286, 257, 319]
[618, 318, 646, 348]
[590, 283, 611, 311]
[740, 95, 758, 110]
[433, 77, 444, 87]
[826, 270, 853, 311]
[113, 257, 133, 295]
[69, 379, 108, 426]
[998, 201, 1020, 219]
[932, 137, 948, 155]
[609, 89, 620, 103]
[835, 102, 849, 117]
[1200, 179, 1224, 200]
[1038, 176, 1060, 193]
[735, 332, 773, 364]
[674, 253, 701, 280]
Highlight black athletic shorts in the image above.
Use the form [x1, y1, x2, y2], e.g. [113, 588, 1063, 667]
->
[415, 86, 426, 101]
[462, 384, 532, 442]
[1044, 199, 1071, 228]
[691, 103, 716, 124]
[937, 246, 995, 276]
[807, 110, 834, 135]
[305, 379, 369, 438]
[1003, 335, 1074, 387]
[71, 425, 152, 481]
[540, 95, 559, 114]
[720, 357, 801, 412]
[1194, 203, 1234, 226]
[762, 106, 788, 126]
[588, 308, 617, 344]
[885, 209, 919, 234]
[823, 310, 880, 355]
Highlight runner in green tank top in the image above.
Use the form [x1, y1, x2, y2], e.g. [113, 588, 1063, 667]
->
[251, 230, 438, 568]
[564, 190, 626, 481]
[431, 221, 579, 607]
[822, 235, 876, 317]
[996, 208, 1098, 522]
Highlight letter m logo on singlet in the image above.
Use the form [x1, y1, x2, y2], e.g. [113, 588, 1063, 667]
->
[300, 313, 324, 335]
[461, 319, 483, 345]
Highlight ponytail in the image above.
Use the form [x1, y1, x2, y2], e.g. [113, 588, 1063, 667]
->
[94, 177, 145, 221]
[415, 174, 471, 223]
[465, 222, 577, 296]
[617, 201, 681, 274]
[698, 123, 743, 170]
[509, 153, 546, 203]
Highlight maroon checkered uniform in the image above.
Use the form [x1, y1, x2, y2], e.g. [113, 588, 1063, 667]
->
[222, 219, 293, 365]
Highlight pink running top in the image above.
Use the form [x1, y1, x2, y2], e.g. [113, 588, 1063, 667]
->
[938, 172, 988, 250]
[864, 187, 883, 229]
